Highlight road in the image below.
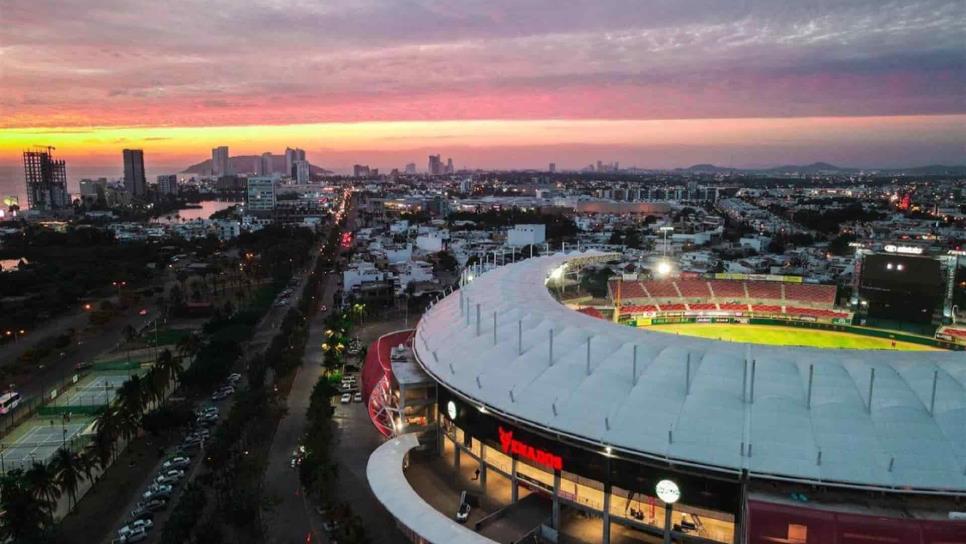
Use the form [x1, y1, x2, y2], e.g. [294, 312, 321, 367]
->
[262, 271, 338, 544]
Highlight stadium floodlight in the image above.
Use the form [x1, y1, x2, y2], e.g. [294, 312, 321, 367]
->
[547, 264, 567, 283]
[656, 260, 672, 277]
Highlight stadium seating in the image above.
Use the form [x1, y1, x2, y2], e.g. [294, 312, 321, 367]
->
[677, 280, 712, 298]
[708, 280, 745, 299]
[746, 281, 783, 300]
[784, 283, 836, 306]
[620, 304, 658, 314]
[642, 280, 679, 298]
[610, 278, 849, 321]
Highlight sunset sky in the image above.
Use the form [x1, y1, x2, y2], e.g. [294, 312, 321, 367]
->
[1, 0, 964, 172]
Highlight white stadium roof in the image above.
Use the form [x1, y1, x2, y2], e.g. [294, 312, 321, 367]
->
[414, 252, 966, 494]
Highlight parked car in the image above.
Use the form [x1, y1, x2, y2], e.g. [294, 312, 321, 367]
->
[227, 373, 242, 383]
[455, 490, 471, 523]
[118, 519, 153, 536]
[340, 393, 351, 404]
[353, 392, 363, 403]
[131, 498, 167, 517]
[195, 406, 218, 417]
[211, 389, 232, 401]
[154, 469, 185, 485]
[113, 527, 148, 543]
[161, 456, 191, 470]
[142, 484, 172, 501]
[128, 510, 154, 523]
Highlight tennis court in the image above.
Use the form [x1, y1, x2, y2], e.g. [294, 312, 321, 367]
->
[1, 417, 92, 472]
[60, 373, 133, 407]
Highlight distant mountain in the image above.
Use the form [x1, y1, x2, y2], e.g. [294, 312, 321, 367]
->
[889, 164, 966, 176]
[763, 162, 856, 174]
[181, 155, 332, 176]
[665, 162, 966, 176]
[678, 164, 736, 174]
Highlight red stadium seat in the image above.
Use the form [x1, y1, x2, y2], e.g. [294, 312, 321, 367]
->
[676, 280, 712, 298]
[642, 280, 679, 298]
[708, 280, 745, 298]
[746, 281, 783, 300]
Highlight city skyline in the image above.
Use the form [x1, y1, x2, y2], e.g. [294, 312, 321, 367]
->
[2, 0, 964, 169]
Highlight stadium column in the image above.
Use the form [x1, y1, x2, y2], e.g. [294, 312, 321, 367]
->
[479, 445, 487, 491]
[511, 456, 519, 503]
[454, 441, 461, 478]
[552, 469, 561, 529]
[601, 480, 611, 544]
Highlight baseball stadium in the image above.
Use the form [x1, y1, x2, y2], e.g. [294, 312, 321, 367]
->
[364, 251, 966, 544]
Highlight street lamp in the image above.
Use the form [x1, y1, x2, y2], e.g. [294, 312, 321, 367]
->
[659, 226, 674, 256]
[655, 479, 680, 544]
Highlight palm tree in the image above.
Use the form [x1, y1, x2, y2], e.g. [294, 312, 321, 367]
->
[50, 447, 86, 509]
[144, 367, 166, 409]
[93, 407, 121, 463]
[117, 375, 145, 418]
[177, 333, 202, 362]
[23, 461, 60, 516]
[154, 348, 181, 397]
[117, 408, 142, 443]
[0, 470, 51, 542]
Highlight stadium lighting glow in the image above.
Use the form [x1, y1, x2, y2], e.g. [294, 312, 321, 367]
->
[656, 260, 672, 277]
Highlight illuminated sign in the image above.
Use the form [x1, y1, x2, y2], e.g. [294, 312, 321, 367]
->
[883, 244, 923, 255]
[446, 400, 457, 421]
[656, 479, 680, 504]
[498, 426, 563, 471]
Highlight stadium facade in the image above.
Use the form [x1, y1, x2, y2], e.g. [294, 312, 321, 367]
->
[367, 252, 966, 544]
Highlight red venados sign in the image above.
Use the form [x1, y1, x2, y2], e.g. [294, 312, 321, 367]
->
[498, 426, 563, 471]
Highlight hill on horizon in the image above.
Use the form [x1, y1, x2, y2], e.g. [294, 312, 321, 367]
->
[182, 155, 332, 176]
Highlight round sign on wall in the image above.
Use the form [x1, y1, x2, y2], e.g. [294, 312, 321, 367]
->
[446, 400, 457, 421]
[655, 479, 680, 504]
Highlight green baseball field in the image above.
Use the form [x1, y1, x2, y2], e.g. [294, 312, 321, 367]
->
[646, 323, 940, 351]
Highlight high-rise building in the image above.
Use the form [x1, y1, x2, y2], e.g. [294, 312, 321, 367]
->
[428, 154, 442, 175]
[23, 147, 69, 210]
[295, 160, 310, 183]
[122, 149, 147, 197]
[353, 164, 371, 178]
[79, 178, 108, 202]
[258, 152, 273, 176]
[157, 174, 178, 196]
[245, 176, 276, 216]
[445, 158, 454, 174]
[284, 147, 305, 178]
[404, 163, 417, 175]
[549, 162, 556, 173]
[212, 146, 231, 176]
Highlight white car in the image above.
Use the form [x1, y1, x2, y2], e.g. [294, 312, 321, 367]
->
[118, 519, 153, 535]
[340, 393, 352, 404]
[353, 392, 363, 403]
[142, 484, 172, 500]
[162, 456, 191, 470]
[115, 527, 148, 543]
[227, 373, 242, 383]
[155, 469, 185, 485]
[455, 502, 471, 523]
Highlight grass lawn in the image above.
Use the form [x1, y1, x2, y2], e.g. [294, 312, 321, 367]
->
[646, 323, 940, 351]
